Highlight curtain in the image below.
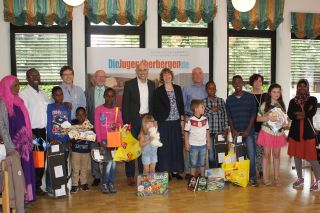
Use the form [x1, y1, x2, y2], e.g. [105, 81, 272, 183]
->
[227, 0, 284, 31]
[291, 12, 320, 39]
[3, 0, 73, 26]
[159, 0, 217, 23]
[84, 0, 147, 25]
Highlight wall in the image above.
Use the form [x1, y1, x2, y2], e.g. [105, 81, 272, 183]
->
[1, 0, 320, 105]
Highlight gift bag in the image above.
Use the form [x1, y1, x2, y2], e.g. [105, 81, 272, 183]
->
[113, 127, 142, 162]
[106, 107, 122, 148]
[33, 145, 45, 168]
[222, 159, 250, 187]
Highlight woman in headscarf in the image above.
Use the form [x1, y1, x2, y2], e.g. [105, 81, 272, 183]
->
[288, 79, 320, 192]
[0, 75, 36, 203]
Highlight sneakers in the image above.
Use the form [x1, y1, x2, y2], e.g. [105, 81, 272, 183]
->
[310, 181, 320, 192]
[108, 183, 117, 193]
[70, 186, 79, 193]
[92, 178, 100, 187]
[248, 179, 258, 187]
[81, 184, 89, 192]
[101, 184, 110, 194]
[292, 178, 304, 189]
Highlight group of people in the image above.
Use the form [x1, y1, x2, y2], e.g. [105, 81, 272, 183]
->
[1, 62, 320, 208]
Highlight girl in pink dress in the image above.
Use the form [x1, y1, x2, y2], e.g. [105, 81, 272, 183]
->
[256, 84, 287, 186]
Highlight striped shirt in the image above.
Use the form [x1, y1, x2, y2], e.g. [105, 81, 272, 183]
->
[226, 92, 257, 134]
[204, 97, 228, 134]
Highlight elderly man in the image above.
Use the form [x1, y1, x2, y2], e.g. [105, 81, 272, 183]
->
[20, 68, 49, 195]
[85, 70, 108, 186]
[122, 61, 155, 186]
[182, 67, 208, 179]
[59, 65, 86, 120]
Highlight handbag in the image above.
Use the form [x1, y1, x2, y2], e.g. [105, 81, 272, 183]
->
[300, 104, 320, 147]
[33, 144, 45, 168]
[106, 107, 122, 148]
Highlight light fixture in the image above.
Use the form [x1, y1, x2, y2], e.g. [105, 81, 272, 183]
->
[231, 0, 256, 12]
[63, 0, 85, 7]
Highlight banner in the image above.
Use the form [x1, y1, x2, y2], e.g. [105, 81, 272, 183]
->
[86, 48, 209, 106]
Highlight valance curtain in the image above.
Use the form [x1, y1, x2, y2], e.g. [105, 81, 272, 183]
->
[84, 0, 147, 25]
[291, 12, 320, 39]
[227, 0, 284, 31]
[3, 0, 73, 26]
[159, 0, 217, 23]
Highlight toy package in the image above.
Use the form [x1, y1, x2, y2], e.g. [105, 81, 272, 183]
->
[205, 168, 225, 191]
[68, 120, 96, 142]
[137, 172, 169, 196]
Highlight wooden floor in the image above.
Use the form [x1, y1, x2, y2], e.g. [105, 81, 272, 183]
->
[28, 146, 320, 213]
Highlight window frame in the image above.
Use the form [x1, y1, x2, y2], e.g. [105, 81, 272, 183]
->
[227, 28, 276, 91]
[290, 33, 320, 106]
[158, 16, 214, 80]
[10, 23, 73, 85]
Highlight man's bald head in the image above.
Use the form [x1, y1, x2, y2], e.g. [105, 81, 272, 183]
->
[192, 67, 204, 85]
[95, 70, 106, 86]
[135, 61, 149, 82]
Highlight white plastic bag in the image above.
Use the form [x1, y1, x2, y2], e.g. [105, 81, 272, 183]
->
[0, 144, 6, 161]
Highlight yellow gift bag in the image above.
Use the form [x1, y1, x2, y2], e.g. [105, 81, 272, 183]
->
[113, 126, 142, 162]
[222, 152, 250, 187]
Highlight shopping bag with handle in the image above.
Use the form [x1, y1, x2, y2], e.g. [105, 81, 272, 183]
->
[106, 107, 122, 148]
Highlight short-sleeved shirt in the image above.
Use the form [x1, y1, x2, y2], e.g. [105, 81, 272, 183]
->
[226, 92, 256, 134]
[184, 115, 209, 146]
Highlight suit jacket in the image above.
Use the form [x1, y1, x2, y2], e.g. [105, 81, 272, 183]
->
[152, 84, 185, 122]
[0, 99, 15, 153]
[85, 86, 109, 124]
[122, 78, 155, 124]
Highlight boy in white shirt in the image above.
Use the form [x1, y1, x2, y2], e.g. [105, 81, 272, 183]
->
[184, 99, 210, 178]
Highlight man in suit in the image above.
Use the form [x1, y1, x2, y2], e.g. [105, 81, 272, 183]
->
[85, 70, 108, 186]
[122, 61, 155, 186]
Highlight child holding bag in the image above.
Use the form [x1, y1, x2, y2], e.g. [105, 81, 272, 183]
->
[256, 84, 287, 186]
[94, 88, 122, 194]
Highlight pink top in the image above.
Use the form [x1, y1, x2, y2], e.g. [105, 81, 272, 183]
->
[94, 105, 123, 143]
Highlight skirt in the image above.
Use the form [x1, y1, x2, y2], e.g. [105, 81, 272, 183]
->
[257, 130, 287, 148]
[156, 120, 184, 173]
[288, 120, 317, 161]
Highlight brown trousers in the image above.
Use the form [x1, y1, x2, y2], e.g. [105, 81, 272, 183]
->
[71, 152, 90, 186]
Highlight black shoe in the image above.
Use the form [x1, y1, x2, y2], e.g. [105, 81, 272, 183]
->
[70, 186, 79, 193]
[185, 173, 192, 180]
[92, 178, 100, 187]
[36, 188, 46, 196]
[172, 173, 183, 180]
[81, 184, 89, 192]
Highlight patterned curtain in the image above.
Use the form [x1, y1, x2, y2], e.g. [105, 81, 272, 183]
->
[3, 0, 73, 26]
[159, 0, 217, 23]
[84, 0, 147, 25]
[291, 13, 320, 39]
[228, 0, 284, 31]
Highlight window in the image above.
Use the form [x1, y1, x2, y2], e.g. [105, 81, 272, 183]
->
[291, 36, 320, 102]
[228, 29, 276, 94]
[10, 24, 72, 96]
[158, 18, 213, 86]
[85, 18, 145, 48]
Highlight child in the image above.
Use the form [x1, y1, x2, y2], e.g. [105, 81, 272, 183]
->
[184, 99, 210, 178]
[70, 107, 92, 193]
[226, 75, 257, 186]
[138, 115, 158, 174]
[94, 88, 122, 194]
[257, 84, 287, 186]
[204, 81, 228, 168]
[46, 86, 71, 195]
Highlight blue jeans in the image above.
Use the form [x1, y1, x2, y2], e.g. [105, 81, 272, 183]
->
[208, 133, 218, 168]
[189, 145, 207, 168]
[102, 160, 116, 184]
[244, 134, 256, 180]
[125, 116, 143, 177]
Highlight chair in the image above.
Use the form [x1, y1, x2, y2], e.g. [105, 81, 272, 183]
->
[0, 160, 16, 213]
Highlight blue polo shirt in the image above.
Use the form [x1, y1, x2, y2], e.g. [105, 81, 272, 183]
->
[226, 91, 257, 134]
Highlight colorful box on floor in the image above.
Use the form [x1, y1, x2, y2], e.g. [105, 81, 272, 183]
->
[205, 168, 225, 191]
[137, 172, 169, 196]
